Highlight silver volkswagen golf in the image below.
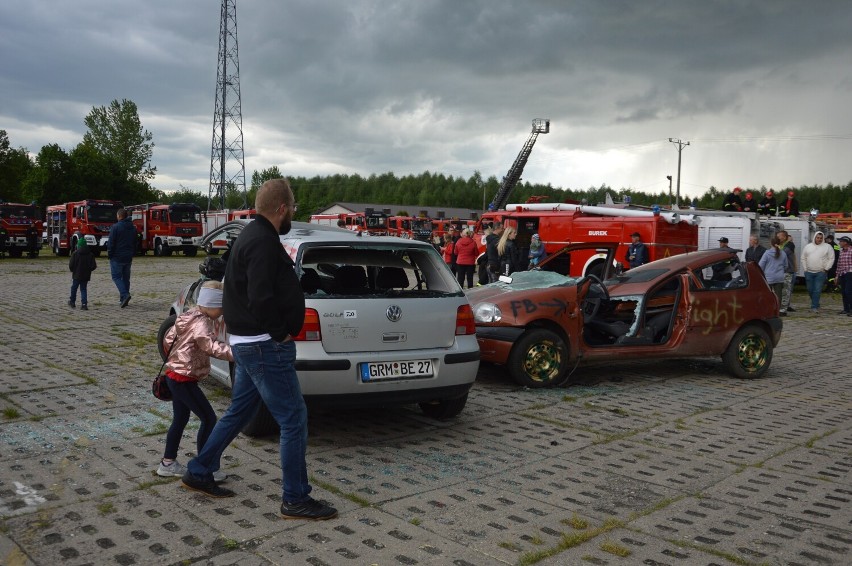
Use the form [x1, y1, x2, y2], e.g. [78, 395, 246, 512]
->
[159, 220, 480, 436]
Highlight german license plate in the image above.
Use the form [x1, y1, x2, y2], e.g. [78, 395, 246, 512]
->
[360, 359, 433, 381]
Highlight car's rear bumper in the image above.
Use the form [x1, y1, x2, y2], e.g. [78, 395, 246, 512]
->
[304, 383, 473, 409]
[294, 336, 480, 397]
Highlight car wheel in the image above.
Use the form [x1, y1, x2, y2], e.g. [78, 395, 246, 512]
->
[162, 244, 173, 257]
[154, 240, 163, 257]
[722, 324, 772, 379]
[419, 393, 468, 419]
[228, 365, 279, 437]
[157, 314, 177, 362]
[52, 239, 60, 256]
[184, 247, 198, 257]
[507, 328, 569, 388]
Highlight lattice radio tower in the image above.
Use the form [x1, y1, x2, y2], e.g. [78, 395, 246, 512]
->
[208, 0, 246, 210]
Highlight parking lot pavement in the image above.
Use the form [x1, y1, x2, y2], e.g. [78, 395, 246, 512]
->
[1, 254, 850, 565]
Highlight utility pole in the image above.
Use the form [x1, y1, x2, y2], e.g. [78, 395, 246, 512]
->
[209, 0, 247, 211]
[667, 138, 689, 207]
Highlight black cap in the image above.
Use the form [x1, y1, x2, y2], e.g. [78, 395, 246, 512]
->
[630, 232, 641, 237]
[839, 236, 852, 244]
[719, 237, 729, 243]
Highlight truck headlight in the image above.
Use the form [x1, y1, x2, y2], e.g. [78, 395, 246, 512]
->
[473, 303, 502, 323]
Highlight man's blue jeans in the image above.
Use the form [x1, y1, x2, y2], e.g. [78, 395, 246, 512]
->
[187, 340, 311, 504]
[109, 260, 132, 301]
[804, 270, 826, 309]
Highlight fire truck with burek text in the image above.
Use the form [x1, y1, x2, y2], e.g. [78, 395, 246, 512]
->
[475, 203, 699, 278]
[45, 199, 123, 256]
[127, 202, 204, 256]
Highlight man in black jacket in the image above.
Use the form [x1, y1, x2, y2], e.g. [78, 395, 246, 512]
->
[183, 178, 337, 521]
[107, 208, 137, 308]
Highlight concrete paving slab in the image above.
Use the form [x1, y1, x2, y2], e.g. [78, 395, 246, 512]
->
[628, 494, 852, 565]
[381, 479, 595, 564]
[537, 527, 722, 565]
[256, 506, 491, 565]
[702, 465, 852, 530]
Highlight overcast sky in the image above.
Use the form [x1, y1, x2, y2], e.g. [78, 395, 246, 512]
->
[3, 0, 852, 202]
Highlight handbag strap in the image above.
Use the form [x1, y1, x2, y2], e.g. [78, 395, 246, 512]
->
[158, 332, 178, 376]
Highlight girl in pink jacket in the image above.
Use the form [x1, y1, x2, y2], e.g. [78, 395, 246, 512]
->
[157, 281, 233, 480]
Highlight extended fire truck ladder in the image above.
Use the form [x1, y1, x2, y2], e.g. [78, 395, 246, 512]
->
[488, 118, 550, 211]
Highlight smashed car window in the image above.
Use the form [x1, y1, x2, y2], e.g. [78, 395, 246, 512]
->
[490, 270, 581, 291]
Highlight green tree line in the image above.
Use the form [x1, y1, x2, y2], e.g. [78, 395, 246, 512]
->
[3, 99, 852, 219]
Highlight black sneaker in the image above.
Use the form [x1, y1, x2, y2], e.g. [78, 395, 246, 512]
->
[68, 300, 75, 309]
[787, 306, 796, 312]
[81, 304, 88, 311]
[280, 497, 338, 520]
[120, 294, 132, 308]
[181, 471, 235, 498]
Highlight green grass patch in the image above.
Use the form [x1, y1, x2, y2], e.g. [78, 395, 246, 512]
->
[2, 407, 20, 419]
[561, 514, 588, 530]
[310, 476, 372, 507]
[498, 541, 522, 551]
[599, 540, 631, 557]
[408, 517, 421, 526]
[97, 502, 115, 515]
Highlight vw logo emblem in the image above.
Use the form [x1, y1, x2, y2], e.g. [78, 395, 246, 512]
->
[386, 305, 402, 322]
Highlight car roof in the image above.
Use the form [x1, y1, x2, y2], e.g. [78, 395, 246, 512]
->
[625, 248, 740, 274]
[205, 219, 437, 250]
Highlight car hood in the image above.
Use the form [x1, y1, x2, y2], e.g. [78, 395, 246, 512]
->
[466, 270, 582, 303]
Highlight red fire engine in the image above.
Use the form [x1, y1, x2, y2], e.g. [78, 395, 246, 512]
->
[127, 202, 203, 257]
[45, 199, 122, 256]
[201, 209, 257, 254]
[309, 212, 347, 227]
[387, 215, 434, 241]
[311, 208, 390, 235]
[475, 203, 699, 278]
[432, 217, 478, 242]
[0, 201, 42, 258]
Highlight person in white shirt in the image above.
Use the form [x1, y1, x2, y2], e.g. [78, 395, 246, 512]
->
[800, 231, 835, 313]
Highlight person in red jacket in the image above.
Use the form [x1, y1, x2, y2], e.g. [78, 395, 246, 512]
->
[440, 233, 455, 269]
[454, 229, 478, 289]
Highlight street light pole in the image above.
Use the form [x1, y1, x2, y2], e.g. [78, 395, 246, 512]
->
[668, 138, 690, 207]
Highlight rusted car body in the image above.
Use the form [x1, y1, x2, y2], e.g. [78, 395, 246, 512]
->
[466, 243, 783, 387]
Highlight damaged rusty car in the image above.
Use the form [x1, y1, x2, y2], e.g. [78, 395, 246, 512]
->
[466, 243, 783, 388]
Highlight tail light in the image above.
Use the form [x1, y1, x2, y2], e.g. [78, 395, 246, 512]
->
[455, 304, 475, 336]
[293, 308, 321, 341]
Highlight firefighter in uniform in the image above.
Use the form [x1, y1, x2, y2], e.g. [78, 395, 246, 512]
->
[722, 187, 744, 212]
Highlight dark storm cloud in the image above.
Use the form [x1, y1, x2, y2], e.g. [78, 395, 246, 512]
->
[2, 0, 851, 194]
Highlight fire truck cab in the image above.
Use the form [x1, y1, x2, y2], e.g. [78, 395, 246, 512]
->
[0, 201, 42, 258]
[344, 208, 389, 236]
[475, 203, 699, 278]
[129, 202, 203, 257]
[45, 199, 122, 257]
